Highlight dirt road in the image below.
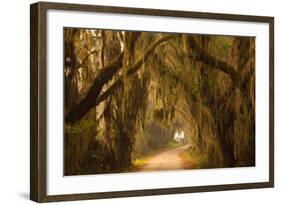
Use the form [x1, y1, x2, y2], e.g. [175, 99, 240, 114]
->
[140, 144, 190, 171]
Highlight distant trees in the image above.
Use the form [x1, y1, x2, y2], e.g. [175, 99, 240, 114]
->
[64, 28, 255, 175]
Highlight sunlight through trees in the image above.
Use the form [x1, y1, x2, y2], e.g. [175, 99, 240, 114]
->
[64, 28, 255, 175]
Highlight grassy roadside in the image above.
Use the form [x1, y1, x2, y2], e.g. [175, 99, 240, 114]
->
[131, 142, 183, 171]
[180, 147, 209, 169]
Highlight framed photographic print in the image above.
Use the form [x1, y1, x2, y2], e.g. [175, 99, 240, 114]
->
[30, 1, 274, 202]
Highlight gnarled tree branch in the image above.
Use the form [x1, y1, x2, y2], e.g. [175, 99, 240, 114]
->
[65, 35, 174, 124]
[188, 35, 241, 85]
[65, 52, 124, 124]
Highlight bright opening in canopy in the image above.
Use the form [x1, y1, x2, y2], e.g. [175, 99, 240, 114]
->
[173, 130, 185, 143]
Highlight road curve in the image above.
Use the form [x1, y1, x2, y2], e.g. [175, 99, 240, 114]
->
[140, 144, 190, 172]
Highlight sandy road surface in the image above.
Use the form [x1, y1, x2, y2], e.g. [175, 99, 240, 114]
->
[140, 144, 190, 171]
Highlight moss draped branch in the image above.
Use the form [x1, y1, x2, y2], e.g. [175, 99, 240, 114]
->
[65, 52, 124, 124]
[66, 35, 174, 124]
[188, 35, 241, 85]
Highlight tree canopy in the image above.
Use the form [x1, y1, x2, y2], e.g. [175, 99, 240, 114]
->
[64, 28, 255, 175]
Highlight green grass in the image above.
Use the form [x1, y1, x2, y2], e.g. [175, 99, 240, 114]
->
[180, 147, 210, 169]
[133, 158, 148, 169]
[167, 141, 183, 148]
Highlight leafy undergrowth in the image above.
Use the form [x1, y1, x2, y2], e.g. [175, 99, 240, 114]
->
[180, 147, 209, 169]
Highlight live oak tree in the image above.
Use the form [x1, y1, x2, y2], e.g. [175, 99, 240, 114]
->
[64, 28, 255, 175]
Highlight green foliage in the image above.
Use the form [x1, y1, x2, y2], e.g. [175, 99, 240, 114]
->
[64, 119, 99, 175]
[64, 28, 255, 174]
[65, 119, 98, 137]
[181, 147, 209, 169]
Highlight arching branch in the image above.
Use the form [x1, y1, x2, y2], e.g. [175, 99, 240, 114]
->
[96, 80, 122, 106]
[65, 35, 174, 124]
[96, 35, 175, 105]
[188, 36, 241, 85]
[65, 52, 124, 124]
[67, 50, 98, 81]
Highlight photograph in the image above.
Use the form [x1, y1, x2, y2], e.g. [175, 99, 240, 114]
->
[63, 28, 256, 176]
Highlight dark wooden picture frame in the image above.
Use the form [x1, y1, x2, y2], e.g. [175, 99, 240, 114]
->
[30, 1, 274, 202]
